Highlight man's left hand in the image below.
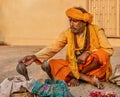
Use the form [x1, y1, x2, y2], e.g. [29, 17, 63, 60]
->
[77, 51, 91, 64]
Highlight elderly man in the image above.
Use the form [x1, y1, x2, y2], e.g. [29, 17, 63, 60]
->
[19, 7, 113, 89]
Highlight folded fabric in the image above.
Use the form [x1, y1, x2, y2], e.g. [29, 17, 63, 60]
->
[0, 76, 35, 97]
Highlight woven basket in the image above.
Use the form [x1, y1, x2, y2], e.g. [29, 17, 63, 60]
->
[10, 86, 38, 97]
[10, 92, 34, 97]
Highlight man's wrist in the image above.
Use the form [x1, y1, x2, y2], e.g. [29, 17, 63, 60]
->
[86, 51, 92, 55]
[33, 55, 42, 64]
[32, 55, 38, 61]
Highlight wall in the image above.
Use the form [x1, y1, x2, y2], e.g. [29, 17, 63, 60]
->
[88, 0, 120, 47]
[0, 0, 87, 45]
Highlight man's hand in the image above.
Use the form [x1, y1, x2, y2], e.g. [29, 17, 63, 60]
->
[77, 51, 91, 64]
[19, 55, 37, 66]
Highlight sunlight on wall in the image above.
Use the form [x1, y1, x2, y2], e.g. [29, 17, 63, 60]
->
[0, 0, 87, 45]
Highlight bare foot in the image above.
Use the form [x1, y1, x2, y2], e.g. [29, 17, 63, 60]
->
[91, 76, 104, 89]
[67, 78, 80, 87]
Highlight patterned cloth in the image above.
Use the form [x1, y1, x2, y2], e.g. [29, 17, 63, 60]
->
[32, 79, 73, 97]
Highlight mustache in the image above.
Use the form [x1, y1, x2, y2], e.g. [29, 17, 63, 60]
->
[70, 26, 76, 30]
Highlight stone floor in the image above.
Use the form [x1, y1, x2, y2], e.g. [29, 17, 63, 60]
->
[0, 46, 120, 97]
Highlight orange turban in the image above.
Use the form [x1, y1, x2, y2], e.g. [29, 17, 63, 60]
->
[66, 8, 93, 23]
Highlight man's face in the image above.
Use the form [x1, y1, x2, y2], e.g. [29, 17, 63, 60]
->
[69, 18, 86, 34]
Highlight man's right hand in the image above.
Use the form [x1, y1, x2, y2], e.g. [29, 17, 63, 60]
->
[19, 55, 37, 66]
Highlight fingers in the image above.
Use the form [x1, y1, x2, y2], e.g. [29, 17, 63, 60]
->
[25, 58, 34, 66]
[77, 59, 85, 64]
[18, 55, 36, 66]
[19, 55, 30, 63]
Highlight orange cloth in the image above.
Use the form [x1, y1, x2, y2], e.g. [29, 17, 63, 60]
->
[66, 8, 93, 23]
[49, 49, 111, 82]
[49, 59, 70, 80]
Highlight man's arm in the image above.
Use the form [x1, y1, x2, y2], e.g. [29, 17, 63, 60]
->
[35, 31, 67, 62]
[97, 28, 114, 56]
[19, 32, 67, 66]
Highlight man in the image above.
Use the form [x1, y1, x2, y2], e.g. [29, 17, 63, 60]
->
[19, 7, 113, 89]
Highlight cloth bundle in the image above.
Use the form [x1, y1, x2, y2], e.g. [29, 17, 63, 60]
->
[32, 79, 73, 97]
[0, 76, 36, 97]
[0, 77, 73, 97]
[109, 64, 120, 86]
